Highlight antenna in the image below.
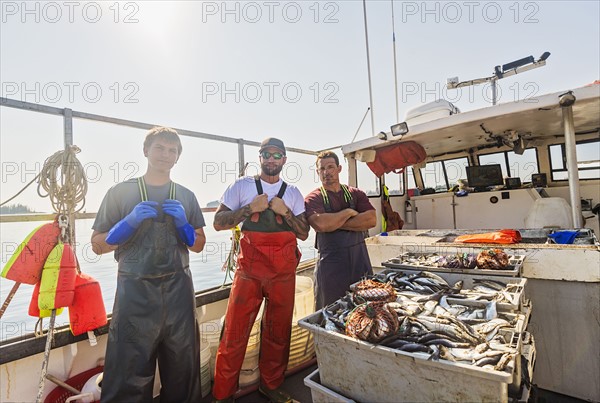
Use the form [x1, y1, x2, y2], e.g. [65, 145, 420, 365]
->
[447, 52, 551, 105]
[391, 0, 399, 124]
[362, 0, 375, 136]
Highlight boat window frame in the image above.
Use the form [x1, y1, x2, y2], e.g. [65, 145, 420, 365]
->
[476, 147, 540, 183]
[418, 157, 469, 193]
[383, 170, 406, 197]
[548, 138, 600, 181]
[355, 160, 382, 198]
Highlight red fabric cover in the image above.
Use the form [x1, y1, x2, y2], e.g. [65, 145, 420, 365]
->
[366, 141, 427, 177]
[454, 229, 522, 244]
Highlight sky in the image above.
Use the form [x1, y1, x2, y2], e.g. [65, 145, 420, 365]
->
[1, 0, 599, 212]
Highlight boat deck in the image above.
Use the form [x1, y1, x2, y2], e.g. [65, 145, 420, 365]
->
[196, 361, 588, 403]
[199, 362, 317, 403]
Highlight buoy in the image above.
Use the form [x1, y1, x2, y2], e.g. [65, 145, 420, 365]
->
[38, 242, 77, 310]
[28, 281, 64, 318]
[79, 372, 102, 402]
[69, 272, 107, 343]
[1, 221, 60, 284]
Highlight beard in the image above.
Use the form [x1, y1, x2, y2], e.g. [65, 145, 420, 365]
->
[261, 162, 283, 176]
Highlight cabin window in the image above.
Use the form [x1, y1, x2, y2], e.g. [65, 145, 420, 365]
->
[478, 148, 539, 182]
[384, 171, 405, 196]
[444, 157, 469, 186]
[420, 161, 446, 192]
[419, 157, 468, 192]
[549, 139, 600, 180]
[356, 161, 381, 197]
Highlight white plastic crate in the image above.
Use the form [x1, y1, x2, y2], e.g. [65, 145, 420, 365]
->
[304, 369, 356, 403]
[299, 308, 528, 403]
[383, 252, 525, 276]
[512, 331, 536, 400]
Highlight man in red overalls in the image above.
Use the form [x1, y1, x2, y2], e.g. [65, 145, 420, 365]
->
[212, 137, 309, 403]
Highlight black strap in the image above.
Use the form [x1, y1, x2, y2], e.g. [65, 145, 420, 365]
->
[277, 182, 287, 198]
[254, 176, 263, 195]
[254, 176, 287, 198]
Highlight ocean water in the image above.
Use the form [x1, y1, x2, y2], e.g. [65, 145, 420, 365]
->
[0, 213, 317, 340]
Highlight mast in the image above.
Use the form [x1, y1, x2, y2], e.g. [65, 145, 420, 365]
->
[391, 0, 399, 123]
[362, 0, 375, 136]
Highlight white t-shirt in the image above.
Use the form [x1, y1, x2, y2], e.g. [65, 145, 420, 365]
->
[220, 176, 305, 216]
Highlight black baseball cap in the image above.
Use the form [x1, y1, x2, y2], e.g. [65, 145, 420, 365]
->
[259, 137, 286, 155]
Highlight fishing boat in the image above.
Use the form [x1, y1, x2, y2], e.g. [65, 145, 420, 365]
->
[1, 77, 599, 402]
[328, 80, 600, 403]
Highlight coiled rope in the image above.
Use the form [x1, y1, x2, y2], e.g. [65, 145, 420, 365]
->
[1, 145, 88, 216]
[37, 145, 88, 216]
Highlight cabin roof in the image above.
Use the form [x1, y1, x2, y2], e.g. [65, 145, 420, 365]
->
[342, 85, 600, 158]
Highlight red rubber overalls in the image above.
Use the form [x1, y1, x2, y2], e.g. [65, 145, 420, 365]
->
[213, 179, 301, 399]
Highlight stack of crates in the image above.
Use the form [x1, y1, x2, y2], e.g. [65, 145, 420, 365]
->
[300, 268, 536, 403]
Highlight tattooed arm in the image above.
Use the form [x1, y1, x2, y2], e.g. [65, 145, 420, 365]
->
[270, 196, 310, 241]
[283, 209, 310, 241]
[213, 193, 269, 231]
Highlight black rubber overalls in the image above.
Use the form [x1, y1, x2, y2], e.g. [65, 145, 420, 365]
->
[314, 185, 373, 310]
[101, 178, 201, 403]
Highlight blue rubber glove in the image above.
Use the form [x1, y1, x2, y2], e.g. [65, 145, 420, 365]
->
[163, 199, 197, 247]
[105, 201, 158, 245]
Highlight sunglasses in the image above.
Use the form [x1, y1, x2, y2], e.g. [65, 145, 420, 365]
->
[260, 151, 284, 160]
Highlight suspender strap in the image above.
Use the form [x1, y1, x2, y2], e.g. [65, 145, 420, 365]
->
[321, 185, 354, 212]
[137, 177, 176, 202]
[277, 182, 287, 199]
[137, 177, 147, 201]
[254, 176, 263, 195]
[254, 176, 287, 198]
[341, 185, 354, 209]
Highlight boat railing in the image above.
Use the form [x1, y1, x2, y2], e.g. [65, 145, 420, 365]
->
[0, 97, 319, 224]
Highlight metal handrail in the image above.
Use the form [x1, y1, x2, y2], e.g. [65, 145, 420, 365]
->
[0, 97, 318, 155]
[1, 97, 321, 224]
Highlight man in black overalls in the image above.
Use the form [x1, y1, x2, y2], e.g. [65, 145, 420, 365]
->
[91, 127, 206, 402]
[304, 150, 376, 309]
